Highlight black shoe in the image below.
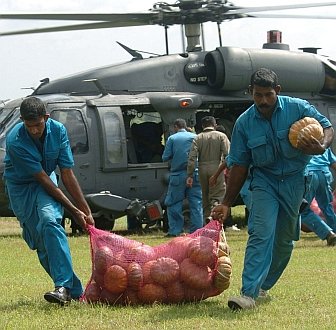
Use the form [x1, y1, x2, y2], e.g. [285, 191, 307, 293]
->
[326, 232, 336, 246]
[44, 286, 71, 305]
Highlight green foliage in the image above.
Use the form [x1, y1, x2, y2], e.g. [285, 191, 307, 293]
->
[0, 217, 335, 330]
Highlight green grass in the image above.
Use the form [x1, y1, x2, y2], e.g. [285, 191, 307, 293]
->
[0, 209, 335, 330]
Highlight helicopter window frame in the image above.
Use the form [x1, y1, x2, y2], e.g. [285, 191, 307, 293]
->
[96, 106, 127, 171]
[129, 111, 164, 163]
[49, 108, 89, 155]
[0, 106, 21, 149]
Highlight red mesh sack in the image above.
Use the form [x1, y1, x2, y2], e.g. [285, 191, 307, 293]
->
[81, 220, 232, 305]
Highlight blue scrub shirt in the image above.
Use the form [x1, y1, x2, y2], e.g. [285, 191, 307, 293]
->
[3, 118, 82, 297]
[227, 95, 332, 298]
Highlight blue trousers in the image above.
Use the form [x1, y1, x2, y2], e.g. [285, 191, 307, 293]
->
[6, 179, 83, 298]
[301, 170, 336, 239]
[242, 171, 303, 299]
[164, 171, 203, 235]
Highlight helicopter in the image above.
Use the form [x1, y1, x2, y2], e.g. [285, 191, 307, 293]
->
[1, 0, 336, 233]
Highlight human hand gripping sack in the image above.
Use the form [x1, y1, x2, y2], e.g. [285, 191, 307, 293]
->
[210, 204, 231, 224]
[73, 209, 95, 232]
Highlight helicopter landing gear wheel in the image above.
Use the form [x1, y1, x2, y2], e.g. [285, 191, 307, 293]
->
[94, 216, 115, 231]
[127, 214, 142, 233]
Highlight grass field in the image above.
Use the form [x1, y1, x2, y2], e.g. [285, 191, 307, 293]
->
[0, 209, 335, 330]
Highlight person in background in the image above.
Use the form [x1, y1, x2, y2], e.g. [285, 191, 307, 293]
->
[3, 97, 95, 305]
[300, 148, 336, 246]
[211, 68, 334, 311]
[187, 116, 230, 222]
[162, 118, 203, 237]
[210, 159, 253, 231]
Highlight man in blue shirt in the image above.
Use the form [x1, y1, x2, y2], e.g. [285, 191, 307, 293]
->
[162, 118, 203, 236]
[211, 68, 334, 310]
[301, 148, 336, 246]
[4, 97, 95, 305]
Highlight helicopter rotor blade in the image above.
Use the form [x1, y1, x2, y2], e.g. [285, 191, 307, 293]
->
[0, 12, 155, 22]
[0, 19, 153, 37]
[231, 2, 336, 14]
[250, 13, 336, 19]
[1, 2, 336, 36]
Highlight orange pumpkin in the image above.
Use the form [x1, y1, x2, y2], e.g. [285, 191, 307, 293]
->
[288, 117, 324, 148]
[84, 281, 101, 303]
[187, 236, 217, 268]
[298, 124, 324, 144]
[127, 262, 143, 290]
[104, 264, 128, 294]
[113, 251, 129, 270]
[121, 288, 140, 306]
[150, 257, 180, 286]
[180, 258, 212, 289]
[184, 286, 207, 302]
[166, 281, 185, 303]
[165, 236, 194, 263]
[142, 260, 156, 284]
[94, 245, 114, 274]
[217, 241, 230, 257]
[126, 244, 156, 264]
[213, 256, 232, 292]
[92, 269, 105, 288]
[138, 283, 167, 304]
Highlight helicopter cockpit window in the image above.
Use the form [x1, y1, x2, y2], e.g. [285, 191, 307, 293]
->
[321, 65, 336, 96]
[50, 109, 88, 155]
[102, 112, 123, 164]
[0, 106, 21, 149]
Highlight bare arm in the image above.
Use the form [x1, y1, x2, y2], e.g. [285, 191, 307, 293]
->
[60, 168, 95, 227]
[34, 169, 94, 230]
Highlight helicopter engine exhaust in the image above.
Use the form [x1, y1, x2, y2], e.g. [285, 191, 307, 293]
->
[204, 47, 325, 93]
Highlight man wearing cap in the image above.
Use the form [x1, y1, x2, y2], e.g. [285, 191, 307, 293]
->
[3, 96, 94, 305]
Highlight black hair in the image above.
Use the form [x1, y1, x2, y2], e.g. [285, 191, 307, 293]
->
[216, 125, 226, 134]
[174, 118, 187, 129]
[250, 68, 279, 89]
[201, 116, 216, 128]
[20, 97, 46, 120]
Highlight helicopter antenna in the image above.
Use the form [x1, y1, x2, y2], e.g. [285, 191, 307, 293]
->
[201, 23, 205, 50]
[32, 78, 49, 95]
[217, 22, 222, 47]
[116, 42, 143, 59]
[164, 25, 169, 55]
[116, 42, 161, 58]
[83, 78, 108, 96]
[180, 25, 186, 52]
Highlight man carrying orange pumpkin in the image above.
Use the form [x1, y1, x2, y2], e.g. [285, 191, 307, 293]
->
[211, 68, 334, 311]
